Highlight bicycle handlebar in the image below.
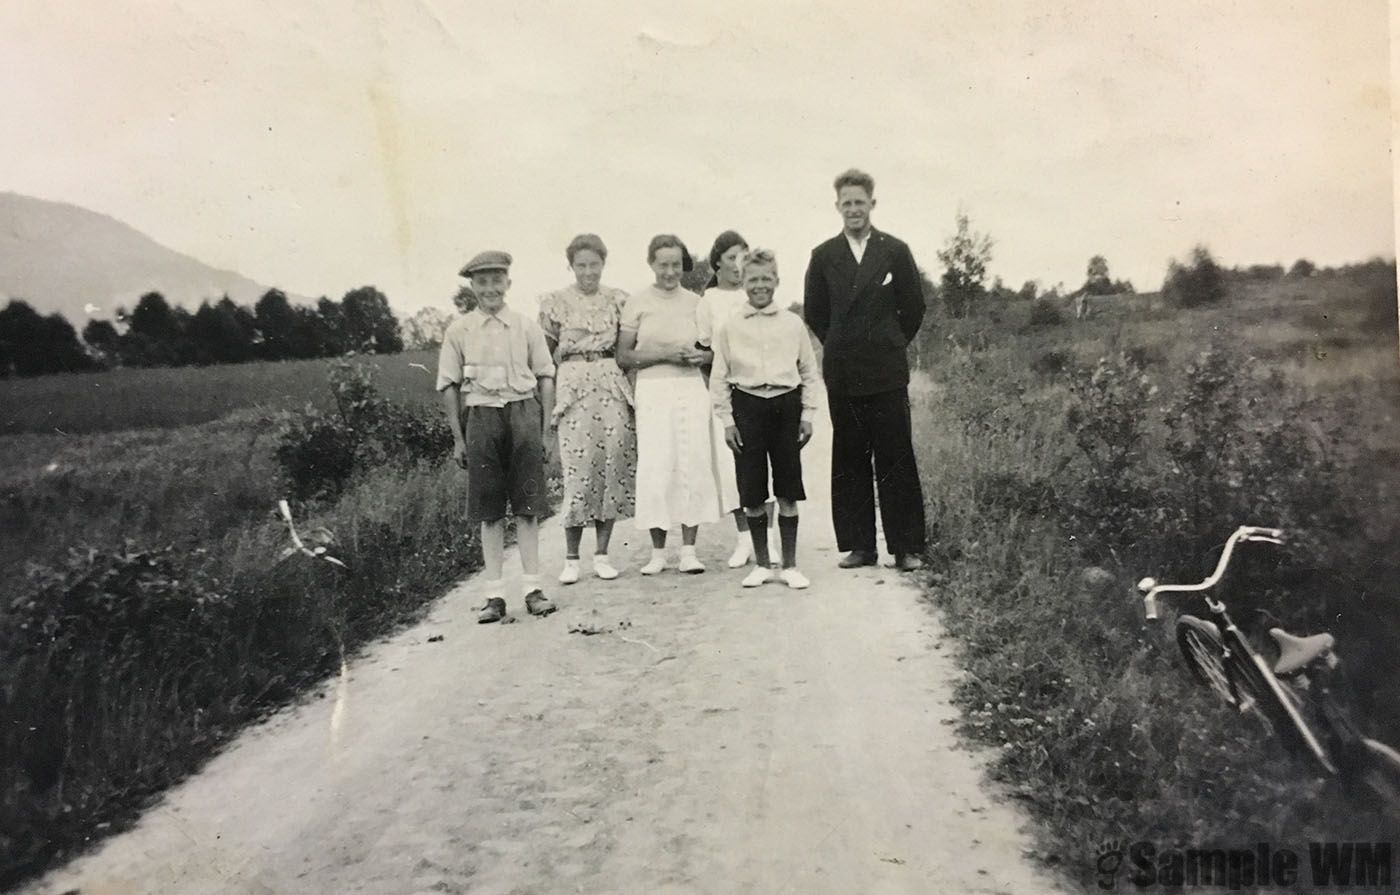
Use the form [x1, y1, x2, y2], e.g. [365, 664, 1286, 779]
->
[1139, 526, 1285, 620]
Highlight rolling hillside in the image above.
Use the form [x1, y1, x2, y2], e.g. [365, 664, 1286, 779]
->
[0, 192, 303, 323]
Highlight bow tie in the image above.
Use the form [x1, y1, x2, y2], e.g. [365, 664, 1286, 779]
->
[742, 303, 780, 317]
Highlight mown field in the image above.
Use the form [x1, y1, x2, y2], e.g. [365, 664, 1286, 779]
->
[0, 349, 441, 435]
[907, 268, 1400, 890]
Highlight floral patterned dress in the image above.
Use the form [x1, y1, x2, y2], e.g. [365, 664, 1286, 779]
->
[538, 284, 637, 527]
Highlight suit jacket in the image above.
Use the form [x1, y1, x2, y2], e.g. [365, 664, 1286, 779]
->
[803, 228, 926, 396]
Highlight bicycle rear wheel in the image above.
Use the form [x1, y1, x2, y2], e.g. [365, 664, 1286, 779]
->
[1176, 616, 1238, 708]
[1356, 738, 1400, 814]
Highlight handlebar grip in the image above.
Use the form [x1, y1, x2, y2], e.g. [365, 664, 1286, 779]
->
[1144, 593, 1158, 621]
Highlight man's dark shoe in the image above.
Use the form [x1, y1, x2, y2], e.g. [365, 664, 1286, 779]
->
[478, 597, 507, 624]
[895, 553, 925, 572]
[525, 590, 557, 617]
[838, 549, 879, 569]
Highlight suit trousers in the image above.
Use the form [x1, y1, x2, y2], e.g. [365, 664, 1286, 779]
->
[827, 387, 926, 555]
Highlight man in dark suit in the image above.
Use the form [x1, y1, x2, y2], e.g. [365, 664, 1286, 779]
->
[803, 168, 927, 571]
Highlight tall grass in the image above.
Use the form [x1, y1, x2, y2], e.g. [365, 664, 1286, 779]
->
[1, 462, 481, 886]
[910, 269, 1400, 889]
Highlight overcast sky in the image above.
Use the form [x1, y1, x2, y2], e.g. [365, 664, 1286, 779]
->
[2, 1, 1393, 314]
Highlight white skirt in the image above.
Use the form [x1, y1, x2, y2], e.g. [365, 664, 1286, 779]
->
[710, 411, 741, 514]
[633, 367, 724, 530]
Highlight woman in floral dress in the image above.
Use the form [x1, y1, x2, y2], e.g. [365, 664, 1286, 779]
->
[538, 233, 636, 584]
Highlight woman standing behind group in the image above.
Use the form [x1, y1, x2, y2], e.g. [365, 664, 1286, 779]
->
[538, 234, 636, 583]
[618, 234, 720, 574]
[696, 230, 777, 568]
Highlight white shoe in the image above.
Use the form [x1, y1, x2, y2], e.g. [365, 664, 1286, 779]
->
[742, 566, 775, 588]
[558, 560, 580, 585]
[779, 568, 810, 590]
[726, 539, 752, 568]
[639, 553, 666, 576]
[593, 555, 619, 580]
[678, 550, 706, 574]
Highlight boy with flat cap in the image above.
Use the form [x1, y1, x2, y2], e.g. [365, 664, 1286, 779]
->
[437, 250, 557, 623]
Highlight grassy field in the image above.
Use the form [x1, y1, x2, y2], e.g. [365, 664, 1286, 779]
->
[0, 349, 442, 435]
[908, 268, 1400, 889]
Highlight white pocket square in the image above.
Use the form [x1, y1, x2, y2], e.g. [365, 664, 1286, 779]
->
[881, 272, 893, 286]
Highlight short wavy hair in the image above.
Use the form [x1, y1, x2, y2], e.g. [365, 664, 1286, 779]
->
[833, 168, 875, 197]
[741, 247, 778, 276]
[646, 233, 694, 271]
[565, 233, 607, 265]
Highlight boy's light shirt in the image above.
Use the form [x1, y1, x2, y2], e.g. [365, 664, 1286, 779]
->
[436, 305, 555, 406]
[709, 304, 820, 427]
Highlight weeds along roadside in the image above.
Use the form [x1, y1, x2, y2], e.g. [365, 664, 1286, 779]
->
[0, 360, 488, 887]
[909, 284, 1400, 889]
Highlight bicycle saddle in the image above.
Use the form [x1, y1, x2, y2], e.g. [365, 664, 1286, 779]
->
[1269, 628, 1335, 675]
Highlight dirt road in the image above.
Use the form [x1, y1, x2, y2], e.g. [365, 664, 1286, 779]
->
[24, 396, 1065, 895]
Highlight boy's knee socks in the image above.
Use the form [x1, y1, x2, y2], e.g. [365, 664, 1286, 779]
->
[779, 515, 799, 568]
[747, 513, 770, 567]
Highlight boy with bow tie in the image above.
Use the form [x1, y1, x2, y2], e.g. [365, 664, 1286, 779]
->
[709, 248, 820, 590]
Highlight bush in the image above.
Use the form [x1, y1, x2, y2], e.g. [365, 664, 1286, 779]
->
[276, 359, 452, 500]
[1163, 244, 1227, 308]
[1027, 298, 1064, 327]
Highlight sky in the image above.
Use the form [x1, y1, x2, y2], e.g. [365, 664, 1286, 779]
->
[1, 1, 1393, 315]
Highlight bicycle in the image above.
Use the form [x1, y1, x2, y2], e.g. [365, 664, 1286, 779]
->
[1138, 525, 1400, 810]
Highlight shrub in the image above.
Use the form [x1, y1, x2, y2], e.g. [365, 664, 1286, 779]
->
[276, 359, 452, 500]
[1027, 298, 1064, 327]
[1030, 349, 1071, 381]
[1163, 245, 1227, 308]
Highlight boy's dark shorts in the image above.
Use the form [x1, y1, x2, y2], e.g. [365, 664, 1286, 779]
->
[464, 396, 546, 522]
[731, 388, 806, 509]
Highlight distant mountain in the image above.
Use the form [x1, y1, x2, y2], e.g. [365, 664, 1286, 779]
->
[0, 192, 303, 324]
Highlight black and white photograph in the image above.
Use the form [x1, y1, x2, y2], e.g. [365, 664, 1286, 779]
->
[2, 2, 1397, 892]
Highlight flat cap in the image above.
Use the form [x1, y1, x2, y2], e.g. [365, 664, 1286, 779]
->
[459, 250, 512, 277]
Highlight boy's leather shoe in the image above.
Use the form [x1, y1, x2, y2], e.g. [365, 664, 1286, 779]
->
[478, 597, 507, 624]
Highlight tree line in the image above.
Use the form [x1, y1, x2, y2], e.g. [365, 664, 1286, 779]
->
[0, 287, 404, 378]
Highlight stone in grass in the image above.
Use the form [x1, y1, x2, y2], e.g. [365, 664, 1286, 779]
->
[1080, 566, 1117, 597]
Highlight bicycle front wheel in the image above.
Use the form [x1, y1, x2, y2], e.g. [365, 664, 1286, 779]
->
[1177, 616, 1237, 709]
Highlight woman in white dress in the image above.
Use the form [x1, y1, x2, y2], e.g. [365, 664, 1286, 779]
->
[696, 230, 775, 568]
[618, 234, 722, 574]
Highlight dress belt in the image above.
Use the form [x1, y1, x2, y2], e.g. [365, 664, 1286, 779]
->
[560, 350, 616, 362]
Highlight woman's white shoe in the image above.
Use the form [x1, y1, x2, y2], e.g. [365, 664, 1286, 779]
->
[678, 552, 706, 574]
[558, 560, 580, 585]
[593, 555, 620, 580]
[639, 554, 667, 575]
[726, 539, 752, 568]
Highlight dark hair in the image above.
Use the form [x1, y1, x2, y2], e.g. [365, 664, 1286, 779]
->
[647, 234, 694, 272]
[833, 168, 875, 197]
[566, 233, 607, 264]
[706, 230, 748, 288]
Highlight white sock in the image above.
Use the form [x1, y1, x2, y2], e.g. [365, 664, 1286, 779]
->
[680, 545, 698, 560]
[521, 574, 541, 596]
[651, 547, 666, 563]
[483, 579, 504, 600]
